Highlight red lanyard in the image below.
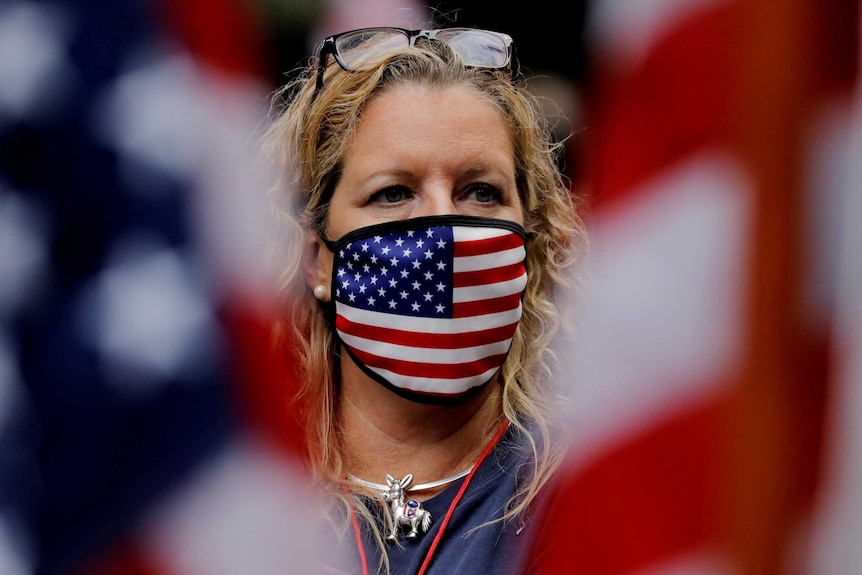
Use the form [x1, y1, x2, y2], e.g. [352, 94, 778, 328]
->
[347, 420, 509, 575]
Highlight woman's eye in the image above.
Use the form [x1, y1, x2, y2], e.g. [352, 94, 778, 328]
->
[370, 186, 410, 204]
[467, 184, 501, 203]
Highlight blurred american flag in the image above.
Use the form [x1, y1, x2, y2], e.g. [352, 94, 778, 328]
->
[0, 1, 331, 574]
[526, 0, 862, 574]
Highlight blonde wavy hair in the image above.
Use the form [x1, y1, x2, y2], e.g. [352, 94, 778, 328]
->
[261, 35, 585, 572]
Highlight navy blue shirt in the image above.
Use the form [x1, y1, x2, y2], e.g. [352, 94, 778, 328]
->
[342, 425, 548, 575]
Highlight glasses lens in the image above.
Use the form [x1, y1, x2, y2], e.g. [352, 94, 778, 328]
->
[335, 29, 410, 70]
[435, 29, 510, 68]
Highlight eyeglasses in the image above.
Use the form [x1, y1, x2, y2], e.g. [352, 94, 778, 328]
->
[314, 27, 517, 93]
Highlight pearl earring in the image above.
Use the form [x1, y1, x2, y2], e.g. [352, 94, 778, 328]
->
[313, 285, 328, 301]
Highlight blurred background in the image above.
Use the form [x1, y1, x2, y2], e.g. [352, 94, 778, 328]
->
[0, 0, 859, 574]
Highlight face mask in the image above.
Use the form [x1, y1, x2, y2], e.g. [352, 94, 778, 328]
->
[321, 214, 528, 404]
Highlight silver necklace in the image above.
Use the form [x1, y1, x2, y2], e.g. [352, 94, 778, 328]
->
[347, 465, 474, 493]
[347, 467, 474, 541]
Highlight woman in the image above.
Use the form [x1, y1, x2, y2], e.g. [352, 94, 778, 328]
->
[263, 27, 585, 575]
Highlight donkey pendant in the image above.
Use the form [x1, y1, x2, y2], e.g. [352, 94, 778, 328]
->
[381, 474, 432, 541]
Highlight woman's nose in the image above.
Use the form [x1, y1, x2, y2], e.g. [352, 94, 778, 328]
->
[414, 186, 458, 217]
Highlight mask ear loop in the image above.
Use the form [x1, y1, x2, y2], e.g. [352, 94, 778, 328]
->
[316, 231, 345, 381]
[332, 336, 344, 390]
[318, 232, 338, 252]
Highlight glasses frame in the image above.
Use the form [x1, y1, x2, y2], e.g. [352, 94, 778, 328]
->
[314, 27, 518, 94]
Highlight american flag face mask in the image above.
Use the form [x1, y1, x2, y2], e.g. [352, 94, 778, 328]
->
[321, 215, 528, 404]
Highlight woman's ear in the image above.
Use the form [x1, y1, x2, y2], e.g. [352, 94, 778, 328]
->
[302, 230, 333, 301]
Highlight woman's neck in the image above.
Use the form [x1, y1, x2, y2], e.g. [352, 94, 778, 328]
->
[338, 355, 505, 499]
